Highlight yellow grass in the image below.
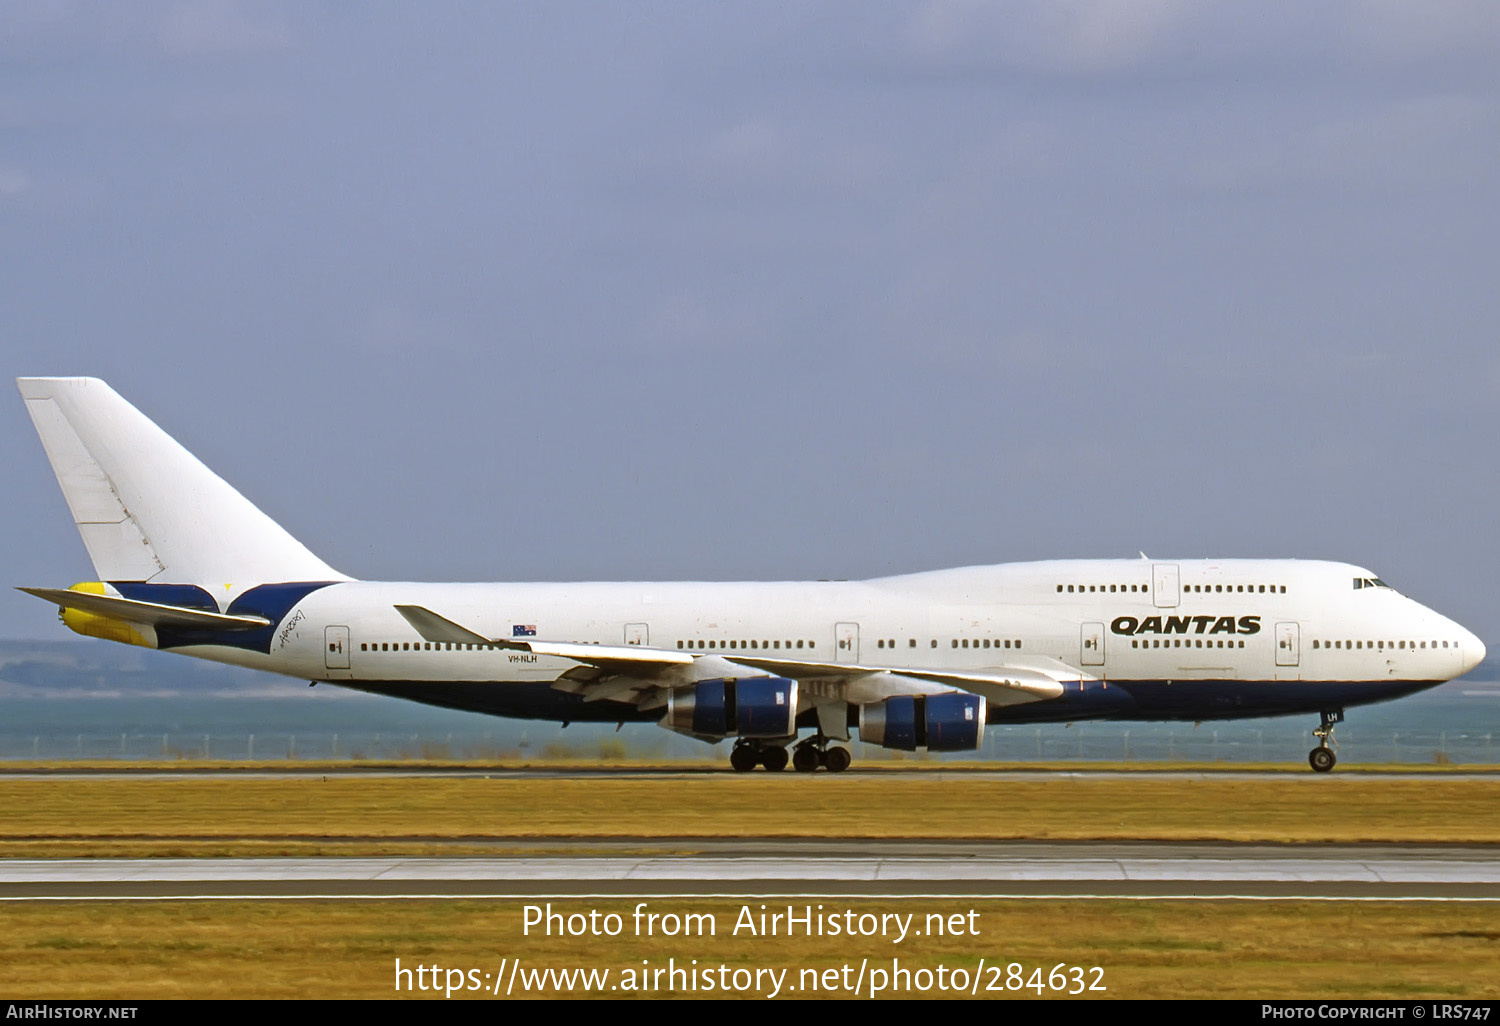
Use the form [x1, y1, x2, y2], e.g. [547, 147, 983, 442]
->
[0, 774, 1498, 857]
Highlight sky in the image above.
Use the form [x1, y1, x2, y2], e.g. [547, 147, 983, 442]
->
[3, 1, 1499, 644]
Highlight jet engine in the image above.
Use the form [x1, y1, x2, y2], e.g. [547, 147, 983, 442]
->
[666, 677, 798, 740]
[858, 693, 985, 752]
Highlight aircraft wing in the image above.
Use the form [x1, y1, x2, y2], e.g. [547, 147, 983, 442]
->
[394, 605, 693, 672]
[19, 586, 271, 631]
[395, 605, 1068, 711]
[724, 655, 1068, 703]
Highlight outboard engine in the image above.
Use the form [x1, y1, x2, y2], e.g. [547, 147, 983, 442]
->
[666, 677, 798, 740]
[858, 693, 985, 751]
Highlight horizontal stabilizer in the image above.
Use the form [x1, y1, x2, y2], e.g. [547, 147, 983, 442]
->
[18, 587, 272, 630]
[394, 605, 694, 669]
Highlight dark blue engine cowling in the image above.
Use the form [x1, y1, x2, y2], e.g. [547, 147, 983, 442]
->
[665, 677, 798, 739]
[858, 693, 986, 752]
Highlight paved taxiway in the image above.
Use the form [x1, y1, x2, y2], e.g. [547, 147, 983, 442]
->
[4, 842, 1497, 900]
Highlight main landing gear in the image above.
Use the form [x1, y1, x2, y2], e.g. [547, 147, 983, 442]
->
[730, 738, 851, 773]
[1308, 708, 1343, 773]
[793, 736, 851, 774]
[730, 740, 787, 772]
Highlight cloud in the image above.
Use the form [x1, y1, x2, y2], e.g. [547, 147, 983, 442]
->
[158, 0, 295, 59]
[896, 0, 1500, 79]
[1, 0, 295, 62]
[904, 0, 1203, 75]
[0, 163, 31, 197]
[1185, 94, 1500, 194]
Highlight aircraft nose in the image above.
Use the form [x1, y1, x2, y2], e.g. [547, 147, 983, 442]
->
[1458, 626, 1486, 676]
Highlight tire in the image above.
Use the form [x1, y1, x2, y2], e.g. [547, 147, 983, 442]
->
[761, 746, 789, 772]
[823, 747, 852, 773]
[1308, 747, 1336, 773]
[792, 746, 821, 773]
[730, 745, 758, 772]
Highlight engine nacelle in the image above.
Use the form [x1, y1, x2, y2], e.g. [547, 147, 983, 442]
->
[858, 693, 986, 752]
[665, 677, 798, 740]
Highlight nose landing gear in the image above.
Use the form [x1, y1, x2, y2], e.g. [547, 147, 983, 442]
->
[1308, 708, 1343, 772]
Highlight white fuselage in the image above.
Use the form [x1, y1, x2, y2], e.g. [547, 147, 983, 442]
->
[180, 558, 1482, 726]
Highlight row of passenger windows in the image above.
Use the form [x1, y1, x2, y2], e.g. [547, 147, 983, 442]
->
[1184, 584, 1284, 593]
[1056, 583, 1287, 594]
[1059, 584, 1147, 593]
[358, 637, 1032, 655]
[1312, 640, 1456, 651]
[677, 639, 815, 651]
[1131, 639, 1245, 649]
[361, 642, 490, 651]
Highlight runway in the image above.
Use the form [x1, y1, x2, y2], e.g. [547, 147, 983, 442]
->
[5, 841, 1498, 900]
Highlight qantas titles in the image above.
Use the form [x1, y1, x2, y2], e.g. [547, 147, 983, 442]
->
[1110, 615, 1262, 636]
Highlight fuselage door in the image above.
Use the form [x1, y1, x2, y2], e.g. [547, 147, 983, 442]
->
[624, 623, 649, 646]
[1275, 621, 1300, 667]
[324, 625, 350, 670]
[835, 622, 860, 664]
[1153, 564, 1180, 608]
[1081, 622, 1105, 666]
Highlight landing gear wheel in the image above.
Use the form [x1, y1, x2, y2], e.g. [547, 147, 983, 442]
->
[761, 746, 788, 772]
[1308, 708, 1343, 773]
[729, 744, 758, 773]
[792, 746, 821, 773]
[823, 747, 852, 773]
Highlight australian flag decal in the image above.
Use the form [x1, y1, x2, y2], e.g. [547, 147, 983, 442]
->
[513, 625, 537, 637]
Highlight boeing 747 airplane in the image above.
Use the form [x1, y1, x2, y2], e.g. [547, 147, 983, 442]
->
[16, 377, 1486, 772]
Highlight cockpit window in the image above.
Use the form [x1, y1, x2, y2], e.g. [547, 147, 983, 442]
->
[1353, 577, 1392, 590]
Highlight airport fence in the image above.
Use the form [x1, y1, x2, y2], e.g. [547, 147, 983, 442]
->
[1, 725, 1496, 765]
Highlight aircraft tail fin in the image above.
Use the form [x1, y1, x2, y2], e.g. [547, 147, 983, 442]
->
[17, 377, 349, 588]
